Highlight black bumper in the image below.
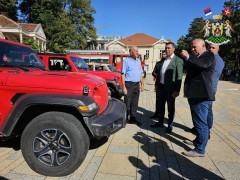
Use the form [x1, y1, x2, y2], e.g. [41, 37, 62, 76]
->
[90, 98, 126, 137]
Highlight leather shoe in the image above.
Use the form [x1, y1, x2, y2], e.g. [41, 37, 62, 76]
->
[150, 123, 164, 128]
[165, 127, 172, 134]
[183, 140, 195, 146]
[182, 150, 205, 157]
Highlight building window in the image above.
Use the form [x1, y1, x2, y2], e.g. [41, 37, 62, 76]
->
[159, 50, 162, 59]
[145, 50, 149, 59]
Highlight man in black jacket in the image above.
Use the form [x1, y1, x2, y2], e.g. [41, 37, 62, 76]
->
[180, 39, 215, 157]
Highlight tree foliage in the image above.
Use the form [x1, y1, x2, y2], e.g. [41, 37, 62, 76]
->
[0, 0, 17, 21]
[221, 0, 240, 67]
[23, 37, 40, 51]
[175, 18, 205, 56]
[18, 0, 97, 53]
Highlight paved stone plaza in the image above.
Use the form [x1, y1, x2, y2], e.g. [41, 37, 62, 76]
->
[0, 74, 240, 180]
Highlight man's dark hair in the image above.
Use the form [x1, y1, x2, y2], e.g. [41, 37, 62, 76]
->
[166, 42, 176, 49]
[162, 50, 166, 53]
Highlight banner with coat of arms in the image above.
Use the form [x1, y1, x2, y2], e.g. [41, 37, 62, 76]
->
[201, 14, 234, 45]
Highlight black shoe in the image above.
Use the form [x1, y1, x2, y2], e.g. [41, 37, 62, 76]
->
[165, 127, 172, 134]
[150, 123, 164, 128]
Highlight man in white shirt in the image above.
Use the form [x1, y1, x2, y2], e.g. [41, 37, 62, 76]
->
[150, 42, 183, 133]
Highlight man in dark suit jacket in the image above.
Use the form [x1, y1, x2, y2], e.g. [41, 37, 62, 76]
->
[151, 42, 183, 134]
[180, 38, 215, 157]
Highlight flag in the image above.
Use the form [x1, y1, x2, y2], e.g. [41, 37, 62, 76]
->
[223, 7, 232, 17]
[203, 7, 212, 16]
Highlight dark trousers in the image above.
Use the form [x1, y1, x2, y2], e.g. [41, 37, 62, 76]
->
[157, 84, 175, 128]
[124, 82, 140, 119]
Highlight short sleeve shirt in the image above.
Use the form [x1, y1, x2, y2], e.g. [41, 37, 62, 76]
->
[122, 57, 143, 82]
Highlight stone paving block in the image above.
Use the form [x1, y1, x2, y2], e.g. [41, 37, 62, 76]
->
[98, 153, 137, 177]
[72, 160, 89, 175]
[0, 160, 14, 172]
[108, 145, 138, 156]
[80, 156, 103, 180]
[0, 149, 12, 158]
[7, 150, 22, 161]
[214, 161, 240, 180]
[176, 153, 218, 170]
[4, 173, 45, 180]
[110, 135, 139, 148]
[226, 135, 240, 148]
[94, 136, 113, 157]
[0, 157, 25, 176]
[95, 173, 135, 180]
[0, 149, 16, 162]
[207, 141, 240, 162]
[10, 161, 41, 176]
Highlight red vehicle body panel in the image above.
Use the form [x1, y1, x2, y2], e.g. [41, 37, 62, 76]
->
[39, 54, 123, 98]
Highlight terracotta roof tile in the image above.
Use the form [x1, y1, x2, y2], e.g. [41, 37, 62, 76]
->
[119, 33, 159, 46]
[19, 23, 38, 32]
[0, 14, 19, 27]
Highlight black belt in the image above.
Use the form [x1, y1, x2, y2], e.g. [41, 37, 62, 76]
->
[125, 81, 139, 84]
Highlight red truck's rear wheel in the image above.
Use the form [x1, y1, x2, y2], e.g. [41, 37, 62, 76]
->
[21, 112, 89, 176]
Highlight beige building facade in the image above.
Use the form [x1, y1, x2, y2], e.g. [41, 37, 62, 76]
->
[105, 33, 168, 72]
[0, 15, 46, 51]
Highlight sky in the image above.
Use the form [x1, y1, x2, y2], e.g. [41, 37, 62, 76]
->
[91, 0, 227, 43]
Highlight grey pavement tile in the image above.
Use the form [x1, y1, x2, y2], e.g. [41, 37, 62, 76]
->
[4, 173, 45, 180]
[80, 156, 103, 180]
[214, 161, 240, 180]
[7, 151, 22, 160]
[68, 174, 81, 180]
[108, 145, 138, 156]
[95, 173, 135, 180]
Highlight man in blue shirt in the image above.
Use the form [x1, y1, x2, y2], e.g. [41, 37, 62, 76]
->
[122, 46, 144, 125]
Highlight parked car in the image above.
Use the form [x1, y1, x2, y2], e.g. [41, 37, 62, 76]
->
[0, 38, 126, 176]
[88, 62, 116, 72]
[38, 53, 124, 99]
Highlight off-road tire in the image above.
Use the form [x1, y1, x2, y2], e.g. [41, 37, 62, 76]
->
[21, 112, 89, 176]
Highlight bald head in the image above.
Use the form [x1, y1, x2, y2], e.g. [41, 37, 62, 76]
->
[209, 44, 219, 55]
[191, 38, 206, 56]
[129, 46, 139, 59]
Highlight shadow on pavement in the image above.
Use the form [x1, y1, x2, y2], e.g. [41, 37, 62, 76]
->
[129, 131, 224, 179]
[0, 136, 21, 150]
[89, 136, 108, 149]
[0, 176, 9, 180]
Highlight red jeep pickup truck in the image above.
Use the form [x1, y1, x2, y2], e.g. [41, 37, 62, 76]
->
[38, 53, 124, 99]
[0, 39, 126, 176]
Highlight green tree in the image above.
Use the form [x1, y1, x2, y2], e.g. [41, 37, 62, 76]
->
[0, 0, 17, 20]
[176, 18, 205, 56]
[221, 0, 240, 67]
[19, 0, 97, 52]
[23, 37, 40, 51]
